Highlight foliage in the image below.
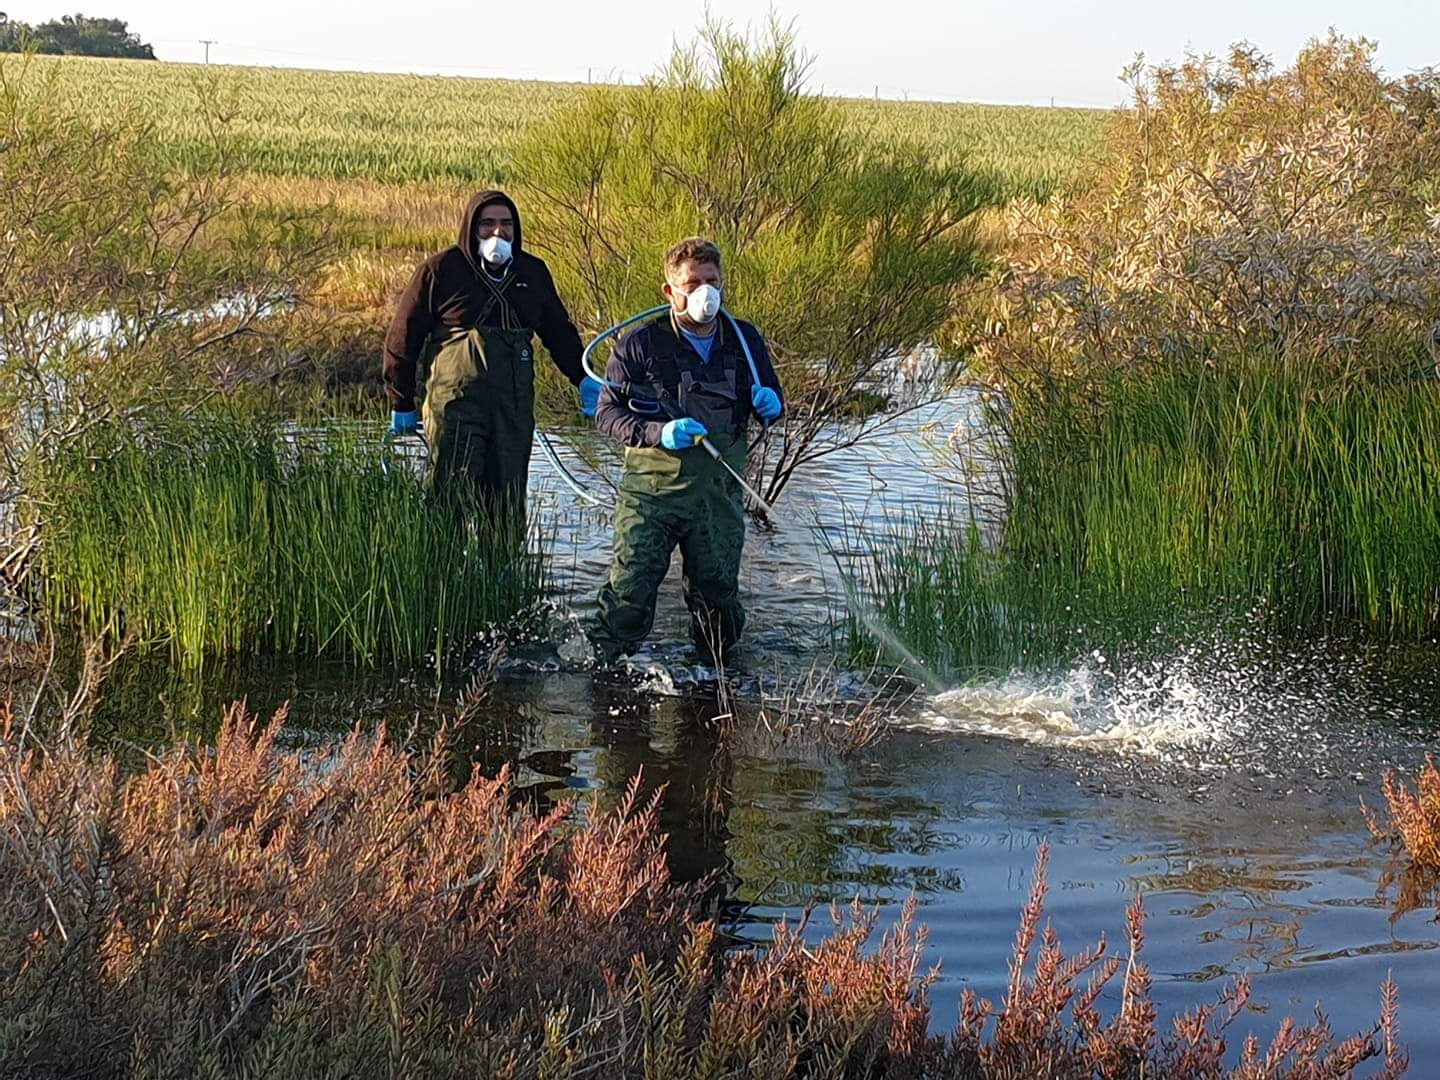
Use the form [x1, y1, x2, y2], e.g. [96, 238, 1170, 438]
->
[1366, 757, 1440, 873]
[0, 53, 332, 592]
[1365, 756, 1440, 918]
[0, 705, 1407, 1078]
[512, 18, 1002, 502]
[970, 34, 1440, 397]
[8, 47, 1101, 429]
[34, 416, 545, 669]
[887, 36, 1440, 669]
[0, 11, 155, 58]
[1008, 362, 1440, 636]
[849, 361, 1440, 681]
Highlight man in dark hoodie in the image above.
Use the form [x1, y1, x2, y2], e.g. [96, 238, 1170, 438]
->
[382, 191, 602, 516]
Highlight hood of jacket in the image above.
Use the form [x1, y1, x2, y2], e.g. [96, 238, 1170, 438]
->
[459, 190, 523, 274]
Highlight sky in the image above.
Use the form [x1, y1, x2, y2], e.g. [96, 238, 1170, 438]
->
[6, 0, 1437, 108]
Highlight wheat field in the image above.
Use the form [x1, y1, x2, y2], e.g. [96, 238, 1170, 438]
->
[30, 54, 1107, 195]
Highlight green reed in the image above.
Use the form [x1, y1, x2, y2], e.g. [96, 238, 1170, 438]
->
[837, 511, 1184, 682]
[848, 362, 1440, 680]
[36, 416, 545, 669]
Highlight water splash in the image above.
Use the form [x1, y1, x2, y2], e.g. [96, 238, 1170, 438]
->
[914, 647, 1257, 754]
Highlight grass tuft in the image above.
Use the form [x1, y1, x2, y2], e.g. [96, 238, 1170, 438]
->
[34, 415, 545, 669]
[848, 363, 1440, 681]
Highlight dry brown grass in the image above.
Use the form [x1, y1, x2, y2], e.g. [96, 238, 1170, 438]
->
[0, 703, 1409, 1078]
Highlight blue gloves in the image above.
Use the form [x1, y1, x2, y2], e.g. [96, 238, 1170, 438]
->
[752, 385, 782, 422]
[389, 409, 418, 436]
[661, 418, 708, 450]
[578, 376, 603, 417]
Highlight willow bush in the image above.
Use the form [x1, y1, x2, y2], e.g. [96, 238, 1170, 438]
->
[512, 18, 1003, 503]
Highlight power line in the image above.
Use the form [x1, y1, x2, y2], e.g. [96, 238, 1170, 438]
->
[199, 39, 215, 64]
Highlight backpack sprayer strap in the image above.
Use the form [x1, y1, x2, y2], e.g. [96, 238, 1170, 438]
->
[473, 266, 519, 331]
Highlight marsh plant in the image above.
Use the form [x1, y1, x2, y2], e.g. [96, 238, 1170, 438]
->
[0, 705, 1406, 1079]
[35, 417, 545, 669]
[888, 36, 1440, 664]
[1365, 755, 1440, 918]
[0, 53, 333, 604]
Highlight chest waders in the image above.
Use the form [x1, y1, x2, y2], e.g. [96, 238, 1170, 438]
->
[418, 272, 536, 520]
[595, 328, 752, 658]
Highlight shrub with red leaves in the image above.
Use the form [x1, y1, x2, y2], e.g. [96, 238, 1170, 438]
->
[0, 705, 1408, 1078]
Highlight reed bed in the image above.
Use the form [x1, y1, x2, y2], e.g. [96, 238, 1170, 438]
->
[848, 365, 1440, 680]
[35, 416, 544, 669]
[1009, 365, 1440, 638]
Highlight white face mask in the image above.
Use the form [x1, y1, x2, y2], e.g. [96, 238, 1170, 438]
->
[478, 234, 512, 266]
[680, 283, 722, 324]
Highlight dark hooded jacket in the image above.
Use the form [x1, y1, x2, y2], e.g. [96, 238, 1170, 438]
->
[382, 191, 585, 412]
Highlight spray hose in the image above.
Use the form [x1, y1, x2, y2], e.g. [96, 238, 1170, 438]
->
[580, 305, 778, 520]
[387, 306, 778, 519]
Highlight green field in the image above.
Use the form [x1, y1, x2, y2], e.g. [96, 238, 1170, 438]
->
[30, 55, 1107, 194]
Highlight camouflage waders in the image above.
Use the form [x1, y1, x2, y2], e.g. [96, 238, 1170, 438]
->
[419, 279, 536, 520]
[595, 343, 750, 655]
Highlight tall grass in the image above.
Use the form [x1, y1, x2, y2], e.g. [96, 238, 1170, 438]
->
[36, 416, 545, 669]
[848, 364, 1440, 680]
[839, 514, 1187, 682]
[1009, 364, 1440, 636]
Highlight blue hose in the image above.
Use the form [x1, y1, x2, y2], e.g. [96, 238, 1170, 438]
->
[581, 305, 772, 451]
[389, 306, 774, 507]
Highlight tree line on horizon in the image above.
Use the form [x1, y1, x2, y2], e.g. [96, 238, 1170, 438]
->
[0, 11, 154, 58]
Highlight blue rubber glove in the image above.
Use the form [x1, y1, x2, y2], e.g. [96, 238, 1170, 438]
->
[660, 418, 708, 450]
[389, 409, 418, 436]
[751, 385, 782, 422]
[578, 376, 603, 417]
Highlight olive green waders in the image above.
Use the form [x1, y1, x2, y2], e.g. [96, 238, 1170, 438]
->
[595, 352, 751, 657]
[418, 281, 536, 521]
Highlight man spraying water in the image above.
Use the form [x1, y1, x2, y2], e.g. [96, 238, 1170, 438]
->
[591, 237, 784, 663]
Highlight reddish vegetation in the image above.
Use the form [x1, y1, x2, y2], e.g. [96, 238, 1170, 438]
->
[1367, 755, 1440, 870]
[1365, 755, 1440, 918]
[0, 704, 1407, 1078]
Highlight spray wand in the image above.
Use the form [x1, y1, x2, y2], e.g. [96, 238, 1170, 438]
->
[694, 435, 778, 521]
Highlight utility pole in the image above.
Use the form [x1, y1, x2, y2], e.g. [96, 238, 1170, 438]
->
[200, 39, 215, 64]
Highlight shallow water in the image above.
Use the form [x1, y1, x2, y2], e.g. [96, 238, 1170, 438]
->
[97, 399, 1440, 1063]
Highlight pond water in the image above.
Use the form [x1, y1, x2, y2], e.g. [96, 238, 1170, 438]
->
[97, 397, 1440, 1066]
